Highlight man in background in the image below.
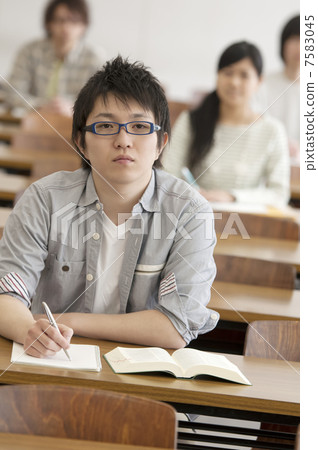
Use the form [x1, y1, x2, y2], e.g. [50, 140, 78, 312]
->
[4, 0, 104, 116]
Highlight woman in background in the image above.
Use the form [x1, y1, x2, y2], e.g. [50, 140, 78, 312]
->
[163, 41, 290, 207]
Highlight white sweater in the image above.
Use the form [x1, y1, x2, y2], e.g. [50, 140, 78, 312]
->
[163, 111, 290, 207]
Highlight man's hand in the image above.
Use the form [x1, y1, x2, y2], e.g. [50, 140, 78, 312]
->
[23, 318, 73, 358]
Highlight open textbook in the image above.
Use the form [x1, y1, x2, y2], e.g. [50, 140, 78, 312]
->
[11, 342, 102, 372]
[104, 347, 251, 385]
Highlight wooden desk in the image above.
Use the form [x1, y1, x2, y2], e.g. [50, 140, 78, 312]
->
[0, 173, 30, 202]
[211, 202, 300, 222]
[209, 281, 300, 323]
[215, 234, 300, 271]
[0, 207, 12, 238]
[0, 336, 299, 447]
[0, 336, 299, 416]
[0, 433, 162, 450]
[0, 146, 80, 178]
[0, 122, 20, 142]
[0, 111, 22, 124]
[290, 164, 300, 201]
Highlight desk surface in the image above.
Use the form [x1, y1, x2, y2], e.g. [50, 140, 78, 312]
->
[0, 336, 299, 417]
[215, 234, 300, 270]
[0, 433, 162, 450]
[0, 122, 19, 142]
[0, 173, 30, 201]
[0, 145, 80, 175]
[209, 281, 300, 322]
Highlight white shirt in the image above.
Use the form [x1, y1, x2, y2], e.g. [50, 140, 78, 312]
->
[253, 71, 300, 143]
[93, 212, 129, 314]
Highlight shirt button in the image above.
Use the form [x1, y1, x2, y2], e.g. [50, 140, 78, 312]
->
[62, 265, 69, 272]
[92, 232, 100, 240]
[211, 313, 218, 321]
[96, 203, 101, 211]
[86, 273, 94, 281]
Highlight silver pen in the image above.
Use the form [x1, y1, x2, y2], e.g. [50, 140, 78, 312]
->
[42, 301, 71, 361]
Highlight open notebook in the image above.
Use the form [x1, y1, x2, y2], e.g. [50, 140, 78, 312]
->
[11, 342, 102, 372]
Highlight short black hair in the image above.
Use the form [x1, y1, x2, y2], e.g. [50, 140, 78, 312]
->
[44, 0, 89, 35]
[72, 56, 171, 170]
[280, 15, 300, 61]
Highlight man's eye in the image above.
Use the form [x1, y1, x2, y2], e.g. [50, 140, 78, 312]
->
[100, 123, 113, 129]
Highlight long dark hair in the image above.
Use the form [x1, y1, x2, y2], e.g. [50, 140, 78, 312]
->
[188, 41, 263, 171]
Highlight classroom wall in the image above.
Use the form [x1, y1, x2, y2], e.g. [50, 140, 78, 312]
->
[0, 0, 299, 102]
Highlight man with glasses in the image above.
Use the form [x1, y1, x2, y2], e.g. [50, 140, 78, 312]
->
[0, 56, 219, 357]
[5, 0, 104, 116]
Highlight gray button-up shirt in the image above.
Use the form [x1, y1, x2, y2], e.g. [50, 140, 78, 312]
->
[0, 168, 219, 344]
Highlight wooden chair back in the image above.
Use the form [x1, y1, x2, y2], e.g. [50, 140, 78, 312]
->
[244, 320, 300, 449]
[214, 254, 296, 289]
[214, 211, 300, 241]
[244, 320, 300, 361]
[168, 101, 191, 126]
[0, 385, 176, 448]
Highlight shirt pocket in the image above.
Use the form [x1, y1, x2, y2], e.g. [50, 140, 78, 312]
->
[129, 263, 166, 311]
[33, 254, 86, 313]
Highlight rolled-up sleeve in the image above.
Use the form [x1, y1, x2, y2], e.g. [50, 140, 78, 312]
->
[0, 183, 50, 306]
[155, 201, 219, 344]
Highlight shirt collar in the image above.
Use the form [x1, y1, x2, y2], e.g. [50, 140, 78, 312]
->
[46, 37, 85, 63]
[77, 169, 161, 211]
[78, 171, 99, 207]
[136, 169, 160, 213]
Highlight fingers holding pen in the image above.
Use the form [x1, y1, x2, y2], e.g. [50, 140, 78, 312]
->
[24, 318, 73, 358]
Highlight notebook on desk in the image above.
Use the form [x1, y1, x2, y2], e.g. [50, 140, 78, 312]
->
[11, 342, 102, 372]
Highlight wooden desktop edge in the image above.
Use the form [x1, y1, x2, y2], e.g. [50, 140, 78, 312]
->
[0, 336, 299, 417]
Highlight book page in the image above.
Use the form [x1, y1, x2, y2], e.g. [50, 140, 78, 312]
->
[172, 348, 251, 384]
[104, 347, 184, 377]
[11, 342, 102, 372]
[173, 348, 236, 372]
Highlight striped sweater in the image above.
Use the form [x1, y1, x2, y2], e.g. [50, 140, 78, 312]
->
[163, 111, 290, 206]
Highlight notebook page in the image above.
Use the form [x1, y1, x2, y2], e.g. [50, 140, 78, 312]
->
[11, 342, 102, 372]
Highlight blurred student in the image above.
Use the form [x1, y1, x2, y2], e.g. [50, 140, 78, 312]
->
[163, 41, 290, 207]
[254, 15, 300, 161]
[0, 56, 218, 357]
[5, 0, 104, 116]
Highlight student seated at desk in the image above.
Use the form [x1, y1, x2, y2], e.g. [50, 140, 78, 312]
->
[0, 56, 219, 357]
[163, 41, 290, 207]
[252, 15, 300, 162]
[4, 0, 104, 116]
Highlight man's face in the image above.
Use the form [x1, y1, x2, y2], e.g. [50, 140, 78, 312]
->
[79, 93, 167, 192]
[47, 4, 86, 48]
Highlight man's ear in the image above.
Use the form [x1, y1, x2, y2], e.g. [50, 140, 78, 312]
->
[74, 133, 87, 158]
[157, 132, 169, 158]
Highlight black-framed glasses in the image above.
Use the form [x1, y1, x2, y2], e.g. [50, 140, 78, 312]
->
[83, 121, 161, 136]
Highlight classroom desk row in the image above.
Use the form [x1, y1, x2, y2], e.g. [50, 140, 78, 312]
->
[215, 233, 300, 271]
[0, 212, 300, 274]
[209, 281, 300, 323]
[0, 433, 163, 450]
[0, 336, 300, 448]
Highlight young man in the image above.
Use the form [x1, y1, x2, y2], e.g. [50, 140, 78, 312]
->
[0, 56, 218, 357]
[5, 0, 104, 116]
